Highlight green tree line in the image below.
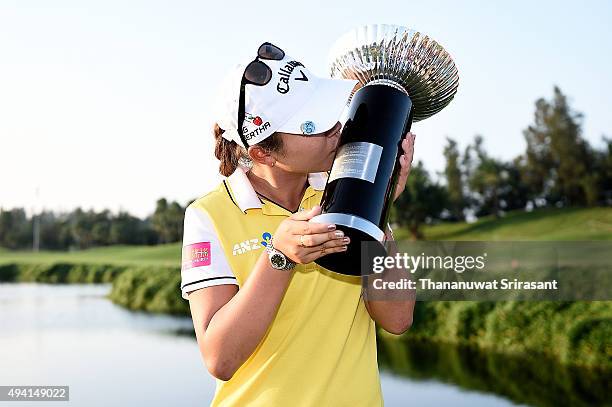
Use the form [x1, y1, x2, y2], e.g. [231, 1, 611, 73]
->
[1, 86, 610, 249]
[0, 198, 185, 250]
[392, 86, 612, 238]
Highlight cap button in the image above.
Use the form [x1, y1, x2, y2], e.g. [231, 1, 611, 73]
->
[300, 121, 316, 135]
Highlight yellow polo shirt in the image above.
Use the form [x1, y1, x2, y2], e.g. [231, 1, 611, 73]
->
[180, 166, 382, 406]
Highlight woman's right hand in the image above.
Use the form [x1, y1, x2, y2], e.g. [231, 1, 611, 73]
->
[272, 205, 349, 264]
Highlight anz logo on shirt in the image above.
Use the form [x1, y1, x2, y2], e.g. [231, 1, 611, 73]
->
[232, 232, 272, 256]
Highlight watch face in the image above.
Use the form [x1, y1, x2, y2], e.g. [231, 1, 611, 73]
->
[270, 253, 287, 269]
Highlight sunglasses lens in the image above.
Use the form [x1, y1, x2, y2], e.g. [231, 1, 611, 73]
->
[244, 61, 272, 85]
[258, 43, 285, 60]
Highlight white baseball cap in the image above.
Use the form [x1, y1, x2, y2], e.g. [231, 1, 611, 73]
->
[213, 42, 358, 147]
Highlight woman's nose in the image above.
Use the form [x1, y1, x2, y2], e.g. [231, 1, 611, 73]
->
[327, 122, 342, 138]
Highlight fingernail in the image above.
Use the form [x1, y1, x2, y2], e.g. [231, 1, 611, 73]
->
[328, 224, 336, 231]
[334, 231, 344, 238]
[343, 237, 350, 244]
[341, 246, 348, 251]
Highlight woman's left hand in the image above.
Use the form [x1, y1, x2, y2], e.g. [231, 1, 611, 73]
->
[393, 132, 416, 202]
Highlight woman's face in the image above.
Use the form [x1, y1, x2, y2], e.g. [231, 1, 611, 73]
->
[274, 121, 342, 173]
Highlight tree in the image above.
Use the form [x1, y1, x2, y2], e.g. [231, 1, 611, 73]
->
[110, 212, 143, 245]
[392, 161, 447, 239]
[522, 86, 597, 206]
[598, 136, 612, 204]
[151, 198, 184, 244]
[152, 199, 169, 243]
[503, 157, 531, 211]
[465, 136, 529, 218]
[38, 211, 70, 250]
[0, 208, 30, 249]
[91, 210, 112, 246]
[443, 137, 466, 221]
[467, 136, 505, 217]
[70, 208, 95, 249]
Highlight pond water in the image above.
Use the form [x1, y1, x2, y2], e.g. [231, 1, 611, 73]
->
[1, 284, 603, 406]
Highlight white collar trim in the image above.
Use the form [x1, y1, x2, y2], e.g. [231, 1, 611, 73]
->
[225, 166, 327, 212]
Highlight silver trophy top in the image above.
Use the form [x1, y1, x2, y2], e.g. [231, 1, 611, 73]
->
[329, 24, 459, 122]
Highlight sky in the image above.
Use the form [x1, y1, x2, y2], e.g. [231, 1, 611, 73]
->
[1, 0, 611, 218]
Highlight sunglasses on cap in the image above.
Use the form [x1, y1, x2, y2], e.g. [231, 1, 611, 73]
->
[237, 42, 285, 148]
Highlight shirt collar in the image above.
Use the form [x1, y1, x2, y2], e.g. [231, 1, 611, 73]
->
[225, 165, 327, 213]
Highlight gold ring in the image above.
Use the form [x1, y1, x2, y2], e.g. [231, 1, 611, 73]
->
[299, 235, 306, 248]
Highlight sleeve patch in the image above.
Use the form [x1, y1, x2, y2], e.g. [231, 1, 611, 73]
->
[182, 242, 212, 270]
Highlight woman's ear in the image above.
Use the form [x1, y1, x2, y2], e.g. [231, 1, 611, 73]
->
[247, 145, 276, 167]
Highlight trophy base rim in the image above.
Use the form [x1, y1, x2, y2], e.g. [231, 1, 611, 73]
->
[310, 212, 384, 242]
[311, 212, 386, 276]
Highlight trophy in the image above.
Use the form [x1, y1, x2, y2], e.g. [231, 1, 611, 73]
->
[311, 24, 459, 275]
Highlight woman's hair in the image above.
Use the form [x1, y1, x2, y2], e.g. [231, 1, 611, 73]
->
[213, 123, 284, 176]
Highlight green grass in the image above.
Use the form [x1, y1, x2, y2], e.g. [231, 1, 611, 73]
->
[108, 267, 188, 315]
[0, 243, 181, 266]
[410, 207, 612, 241]
[395, 300, 612, 370]
[0, 263, 126, 284]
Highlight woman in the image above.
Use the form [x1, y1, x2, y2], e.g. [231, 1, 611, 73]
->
[180, 42, 416, 406]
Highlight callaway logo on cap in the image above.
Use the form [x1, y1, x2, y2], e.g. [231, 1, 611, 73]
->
[214, 42, 357, 147]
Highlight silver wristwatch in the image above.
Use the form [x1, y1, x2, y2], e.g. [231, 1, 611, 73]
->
[265, 237, 296, 271]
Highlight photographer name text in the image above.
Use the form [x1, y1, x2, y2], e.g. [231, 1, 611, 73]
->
[372, 278, 558, 290]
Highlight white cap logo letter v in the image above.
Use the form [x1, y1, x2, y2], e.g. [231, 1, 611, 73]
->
[295, 70, 308, 82]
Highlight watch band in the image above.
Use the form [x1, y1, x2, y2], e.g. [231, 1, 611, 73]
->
[266, 237, 297, 270]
